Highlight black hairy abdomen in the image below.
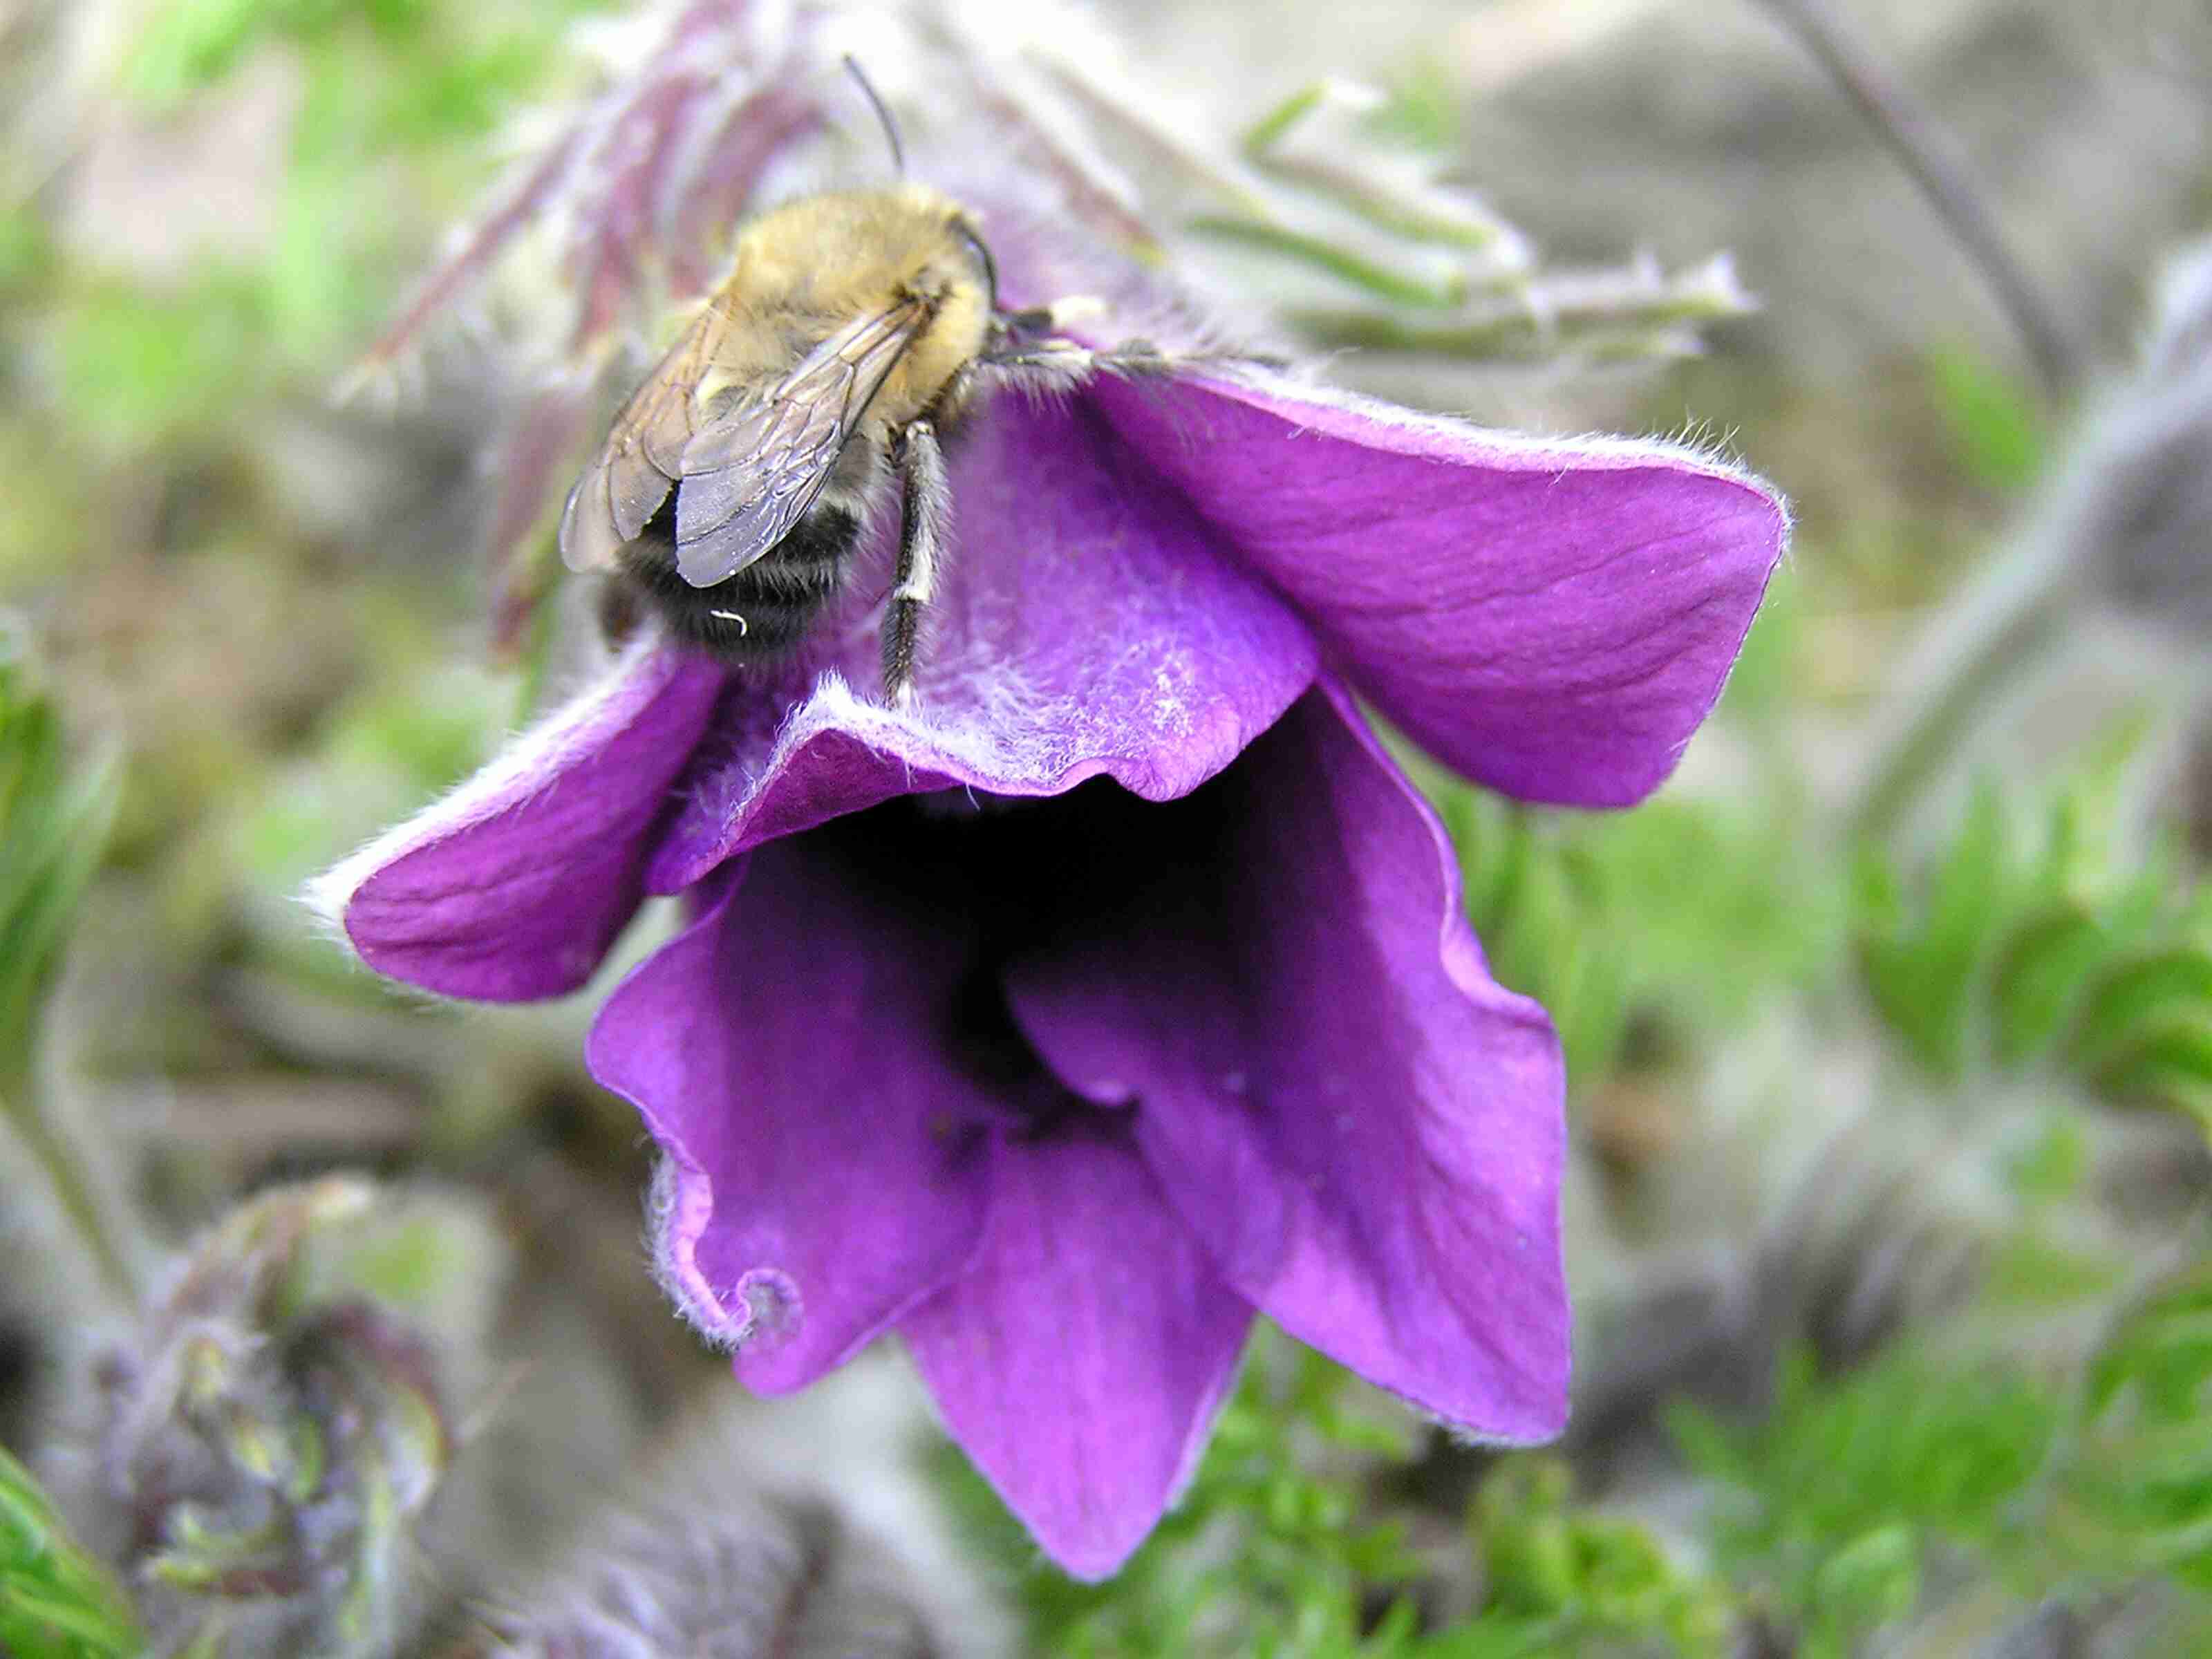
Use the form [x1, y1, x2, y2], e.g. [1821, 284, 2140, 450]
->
[617, 501, 861, 661]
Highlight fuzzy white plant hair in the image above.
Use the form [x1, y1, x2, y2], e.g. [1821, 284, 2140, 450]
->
[300, 632, 660, 941]
[476, 1381, 1006, 1656]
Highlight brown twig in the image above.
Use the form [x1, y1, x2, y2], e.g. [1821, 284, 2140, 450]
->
[1755, 0, 2083, 395]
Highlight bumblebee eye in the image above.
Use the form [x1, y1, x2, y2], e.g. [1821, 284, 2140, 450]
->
[952, 219, 998, 306]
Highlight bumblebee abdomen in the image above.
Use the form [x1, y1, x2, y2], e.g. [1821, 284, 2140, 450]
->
[620, 503, 862, 660]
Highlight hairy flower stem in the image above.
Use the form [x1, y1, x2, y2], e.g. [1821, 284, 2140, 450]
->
[1850, 249, 2212, 840]
[1844, 536, 2072, 843]
[0, 1082, 140, 1308]
[1755, 0, 2082, 396]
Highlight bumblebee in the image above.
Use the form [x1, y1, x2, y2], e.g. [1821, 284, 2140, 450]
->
[559, 182, 1123, 704]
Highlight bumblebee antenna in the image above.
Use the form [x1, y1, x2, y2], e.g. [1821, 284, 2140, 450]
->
[843, 56, 906, 178]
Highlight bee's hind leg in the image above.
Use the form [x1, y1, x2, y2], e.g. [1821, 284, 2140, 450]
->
[884, 418, 950, 706]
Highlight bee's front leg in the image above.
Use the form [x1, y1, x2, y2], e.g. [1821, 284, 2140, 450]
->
[980, 326, 1254, 391]
[884, 418, 950, 707]
[979, 296, 1117, 388]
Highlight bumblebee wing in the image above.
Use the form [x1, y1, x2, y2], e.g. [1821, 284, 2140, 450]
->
[558, 459, 626, 574]
[558, 313, 724, 574]
[671, 299, 926, 589]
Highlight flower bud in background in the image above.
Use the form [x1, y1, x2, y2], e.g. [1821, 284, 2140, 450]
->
[61, 1177, 493, 1658]
[469, 1494, 946, 1658]
[461, 1387, 991, 1659]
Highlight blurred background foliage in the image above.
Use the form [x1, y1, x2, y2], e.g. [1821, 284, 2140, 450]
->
[4, 0, 2212, 1654]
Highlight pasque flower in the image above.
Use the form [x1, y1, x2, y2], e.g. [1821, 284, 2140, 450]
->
[315, 292, 1784, 1571]
[319, 5, 1784, 1579]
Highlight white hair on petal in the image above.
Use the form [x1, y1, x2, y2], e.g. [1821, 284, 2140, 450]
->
[644, 1154, 750, 1351]
[299, 632, 662, 943]
[1163, 357, 1796, 569]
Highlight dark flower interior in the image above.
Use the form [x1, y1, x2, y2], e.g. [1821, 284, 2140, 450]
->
[794, 775, 1236, 1141]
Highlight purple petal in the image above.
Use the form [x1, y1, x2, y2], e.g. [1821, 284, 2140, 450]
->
[584, 837, 993, 1394]
[901, 1125, 1253, 1581]
[644, 394, 1318, 890]
[311, 646, 724, 1000]
[1004, 682, 1568, 1439]
[1092, 364, 1788, 807]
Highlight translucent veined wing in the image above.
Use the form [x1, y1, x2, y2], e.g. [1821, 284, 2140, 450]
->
[672, 298, 926, 589]
[557, 307, 728, 574]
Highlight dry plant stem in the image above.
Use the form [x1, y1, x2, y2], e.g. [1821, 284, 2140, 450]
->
[1, 1086, 139, 1309]
[1754, 0, 2082, 395]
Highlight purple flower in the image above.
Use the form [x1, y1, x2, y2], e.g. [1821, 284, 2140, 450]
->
[315, 197, 1785, 1572]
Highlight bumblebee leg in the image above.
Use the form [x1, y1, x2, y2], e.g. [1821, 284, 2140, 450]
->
[979, 298, 1120, 391]
[978, 339, 1098, 397]
[595, 575, 646, 650]
[978, 337, 1246, 390]
[885, 419, 951, 706]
